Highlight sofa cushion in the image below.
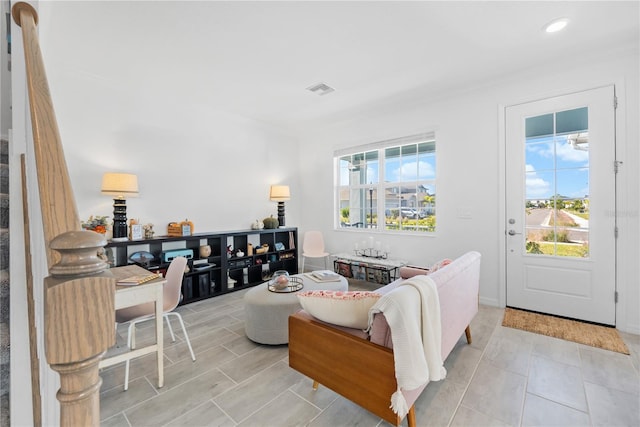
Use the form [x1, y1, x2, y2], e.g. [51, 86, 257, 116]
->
[399, 265, 431, 279]
[430, 258, 453, 272]
[297, 290, 381, 329]
[399, 259, 452, 279]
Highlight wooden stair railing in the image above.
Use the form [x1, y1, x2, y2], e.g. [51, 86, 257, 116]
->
[12, 2, 116, 425]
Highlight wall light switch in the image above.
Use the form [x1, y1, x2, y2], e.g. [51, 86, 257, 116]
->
[457, 208, 472, 219]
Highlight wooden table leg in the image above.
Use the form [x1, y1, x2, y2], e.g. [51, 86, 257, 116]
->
[156, 287, 164, 388]
[407, 405, 416, 427]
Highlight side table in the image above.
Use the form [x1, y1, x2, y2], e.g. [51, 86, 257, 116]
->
[332, 253, 407, 285]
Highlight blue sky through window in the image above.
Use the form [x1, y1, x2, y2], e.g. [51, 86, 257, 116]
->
[385, 145, 436, 182]
[341, 145, 435, 186]
[384, 158, 435, 182]
[525, 134, 589, 200]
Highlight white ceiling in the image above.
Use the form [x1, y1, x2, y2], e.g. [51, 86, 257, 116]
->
[39, 1, 639, 131]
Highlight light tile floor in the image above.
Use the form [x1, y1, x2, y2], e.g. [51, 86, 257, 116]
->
[100, 282, 640, 426]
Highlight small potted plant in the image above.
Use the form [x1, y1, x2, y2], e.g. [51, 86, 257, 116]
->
[82, 215, 110, 235]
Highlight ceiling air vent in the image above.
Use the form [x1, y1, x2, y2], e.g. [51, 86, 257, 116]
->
[306, 82, 335, 96]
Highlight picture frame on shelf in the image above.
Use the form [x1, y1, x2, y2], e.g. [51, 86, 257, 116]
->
[129, 224, 143, 240]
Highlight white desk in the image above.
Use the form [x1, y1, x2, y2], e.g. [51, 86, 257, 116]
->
[99, 265, 166, 388]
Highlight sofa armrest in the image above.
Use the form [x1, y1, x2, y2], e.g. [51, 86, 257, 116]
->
[289, 312, 412, 426]
[399, 265, 430, 279]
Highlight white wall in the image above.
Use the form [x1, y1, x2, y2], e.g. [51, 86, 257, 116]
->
[39, 42, 302, 235]
[297, 44, 640, 334]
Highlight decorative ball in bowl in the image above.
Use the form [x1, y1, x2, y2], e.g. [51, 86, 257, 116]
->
[271, 270, 290, 290]
[199, 245, 211, 258]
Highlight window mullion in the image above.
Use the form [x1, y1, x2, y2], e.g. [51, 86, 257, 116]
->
[375, 148, 385, 231]
[335, 135, 436, 233]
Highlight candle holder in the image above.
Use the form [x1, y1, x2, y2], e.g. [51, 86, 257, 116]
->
[354, 248, 388, 259]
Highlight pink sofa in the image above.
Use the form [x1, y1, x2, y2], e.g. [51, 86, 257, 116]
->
[289, 251, 481, 427]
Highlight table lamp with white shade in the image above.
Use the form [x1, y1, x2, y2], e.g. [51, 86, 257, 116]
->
[269, 185, 290, 227]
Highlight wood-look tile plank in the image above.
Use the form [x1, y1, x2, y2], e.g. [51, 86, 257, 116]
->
[124, 368, 236, 426]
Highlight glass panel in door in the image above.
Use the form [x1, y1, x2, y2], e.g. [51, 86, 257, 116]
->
[524, 107, 590, 258]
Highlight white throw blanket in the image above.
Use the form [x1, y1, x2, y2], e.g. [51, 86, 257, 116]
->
[367, 275, 446, 418]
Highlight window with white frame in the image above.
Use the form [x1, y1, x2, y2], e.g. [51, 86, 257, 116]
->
[335, 133, 436, 233]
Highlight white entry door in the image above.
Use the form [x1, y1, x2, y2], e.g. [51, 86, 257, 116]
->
[505, 86, 617, 325]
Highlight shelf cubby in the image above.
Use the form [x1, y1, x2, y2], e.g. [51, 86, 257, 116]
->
[106, 227, 297, 305]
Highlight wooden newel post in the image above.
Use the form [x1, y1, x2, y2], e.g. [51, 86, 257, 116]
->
[12, 2, 116, 423]
[45, 231, 115, 426]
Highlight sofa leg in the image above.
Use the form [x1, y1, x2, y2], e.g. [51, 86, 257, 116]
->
[407, 405, 416, 427]
[312, 380, 319, 390]
[465, 326, 472, 344]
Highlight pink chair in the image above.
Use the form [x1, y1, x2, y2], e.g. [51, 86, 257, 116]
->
[115, 256, 195, 390]
[301, 231, 330, 272]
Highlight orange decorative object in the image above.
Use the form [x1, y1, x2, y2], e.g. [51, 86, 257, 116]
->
[167, 222, 182, 237]
[181, 219, 194, 234]
[167, 219, 194, 237]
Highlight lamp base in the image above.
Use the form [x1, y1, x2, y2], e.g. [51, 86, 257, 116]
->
[112, 197, 128, 240]
[277, 201, 286, 227]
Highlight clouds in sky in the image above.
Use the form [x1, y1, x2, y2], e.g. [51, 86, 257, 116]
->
[526, 163, 590, 199]
[524, 135, 590, 199]
[339, 157, 435, 185]
[387, 161, 435, 181]
[526, 136, 589, 167]
[556, 140, 589, 164]
[526, 164, 551, 198]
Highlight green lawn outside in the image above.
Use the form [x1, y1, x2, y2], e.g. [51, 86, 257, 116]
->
[567, 210, 590, 220]
[537, 242, 589, 257]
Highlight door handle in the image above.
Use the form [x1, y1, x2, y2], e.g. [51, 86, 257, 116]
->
[508, 229, 521, 236]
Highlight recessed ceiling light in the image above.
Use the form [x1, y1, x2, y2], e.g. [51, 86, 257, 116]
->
[543, 18, 569, 33]
[306, 82, 335, 96]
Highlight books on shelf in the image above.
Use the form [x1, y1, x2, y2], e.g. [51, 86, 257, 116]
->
[308, 270, 342, 282]
[335, 261, 352, 278]
[352, 264, 367, 281]
[117, 273, 162, 286]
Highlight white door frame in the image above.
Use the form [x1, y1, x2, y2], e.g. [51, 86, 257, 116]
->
[505, 87, 616, 324]
[498, 84, 624, 326]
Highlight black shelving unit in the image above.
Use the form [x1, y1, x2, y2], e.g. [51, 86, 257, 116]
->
[106, 227, 298, 305]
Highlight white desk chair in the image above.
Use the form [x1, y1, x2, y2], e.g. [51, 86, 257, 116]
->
[115, 256, 196, 390]
[301, 231, 330, 273]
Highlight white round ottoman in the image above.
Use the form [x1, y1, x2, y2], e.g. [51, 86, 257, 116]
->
[244, 274, 348, 345]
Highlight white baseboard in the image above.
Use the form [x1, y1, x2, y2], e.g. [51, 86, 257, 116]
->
[479, 296, 500, 308]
